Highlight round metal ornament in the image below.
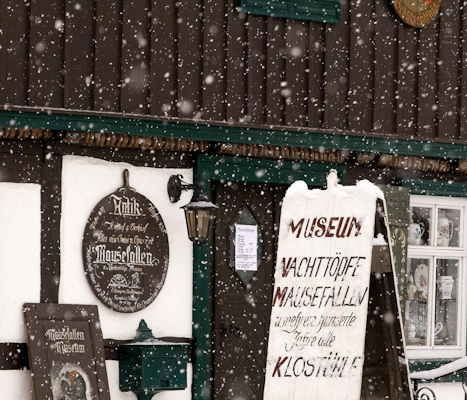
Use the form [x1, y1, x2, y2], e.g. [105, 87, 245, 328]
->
[391, 0, 441, 27]
[83, 170, 169, 313]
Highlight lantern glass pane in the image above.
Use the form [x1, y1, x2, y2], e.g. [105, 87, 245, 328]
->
[184, 208, 214, 243]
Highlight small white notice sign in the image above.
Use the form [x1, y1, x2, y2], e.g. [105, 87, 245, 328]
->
[235, 224, 258, 271]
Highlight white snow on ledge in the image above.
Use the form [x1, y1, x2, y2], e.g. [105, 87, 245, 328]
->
[410, 357, 467, 380]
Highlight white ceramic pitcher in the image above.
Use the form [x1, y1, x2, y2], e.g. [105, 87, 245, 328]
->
[408, 222, 425, 245]
[437, 214, 453, 246]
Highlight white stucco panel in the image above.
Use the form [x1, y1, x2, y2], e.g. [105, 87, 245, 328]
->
[0, 370, 33, 400]
[0, 182, 41, 342]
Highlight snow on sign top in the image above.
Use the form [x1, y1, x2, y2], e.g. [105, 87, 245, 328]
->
[263, 171, 379, 400]
[287, 169, 385, 200]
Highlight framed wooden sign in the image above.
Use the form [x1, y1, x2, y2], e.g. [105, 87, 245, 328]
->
[23, 303, 110, 400]
[83, 169, 169, 313]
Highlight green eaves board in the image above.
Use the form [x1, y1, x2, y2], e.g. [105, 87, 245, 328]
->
[237, 0, 342, 23]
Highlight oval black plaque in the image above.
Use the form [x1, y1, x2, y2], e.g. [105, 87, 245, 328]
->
[83, 170, 169, 313]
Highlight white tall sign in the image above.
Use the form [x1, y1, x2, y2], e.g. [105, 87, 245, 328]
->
[264, 171, 381, 400]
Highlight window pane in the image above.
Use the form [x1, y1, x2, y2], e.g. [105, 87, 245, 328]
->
[434, 259, 459, 346]
[406, 258, 430, 345]
[437, 208, 461, 248]
[410, 207, 431, 246]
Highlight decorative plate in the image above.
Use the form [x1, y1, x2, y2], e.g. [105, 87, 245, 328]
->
[391, 0, 441, 28]
[414, 264, 429, 300]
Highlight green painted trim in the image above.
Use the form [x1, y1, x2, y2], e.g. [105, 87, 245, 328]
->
[191, 242, 211, 400]
[402, 179, 466, 197]
[409, 359, 466, 383]
[191, 154, 344, 400]
[197, 155, 345, 186]
[1, 109, 466, 159]
[238, 0, 342, 24]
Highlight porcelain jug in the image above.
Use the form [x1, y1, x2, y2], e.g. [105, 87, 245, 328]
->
[437, 214, 453, 246]
[408, 222, 425, 245]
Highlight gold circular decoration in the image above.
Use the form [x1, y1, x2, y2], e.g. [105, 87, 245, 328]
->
[391, 0, 441, 27]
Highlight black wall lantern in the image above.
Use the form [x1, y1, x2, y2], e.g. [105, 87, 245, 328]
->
[168, 175, 218, 244]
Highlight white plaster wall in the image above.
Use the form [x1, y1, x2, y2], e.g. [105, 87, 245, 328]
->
[0, 370, 34, 400]
[0, 183, 41, 399]
[60, 155, 194, 400]
[0, 183, 41, 342]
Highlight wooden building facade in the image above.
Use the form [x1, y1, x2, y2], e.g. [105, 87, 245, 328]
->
[1, 0, 466, 143]
[0, 0, 466, 398]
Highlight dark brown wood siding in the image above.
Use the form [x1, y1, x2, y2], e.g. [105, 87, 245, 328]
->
[1, 0, 466, 145]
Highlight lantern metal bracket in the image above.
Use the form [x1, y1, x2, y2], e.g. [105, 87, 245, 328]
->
[167, 174, 199, 203]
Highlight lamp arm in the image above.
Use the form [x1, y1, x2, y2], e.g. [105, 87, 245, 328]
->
[168, 174, 199, 203]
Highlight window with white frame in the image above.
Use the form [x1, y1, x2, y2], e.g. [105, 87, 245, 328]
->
[405, 195, 467, 359]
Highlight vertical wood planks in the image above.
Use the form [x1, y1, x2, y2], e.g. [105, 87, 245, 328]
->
[266, 18, 285, 125]
[94, 0, 122, 112]
[418, 17, 439, 140]
[64, 0, 95, 110]
[396, 24, 418, 138]
[226, 3, 247, 122]
[460, 0, 467, 142]
[373, 0, 398, 135]
[202, 0, 227, 120]
[0, 1, 29, 105]
[247, 15, 267, 124]
[348, 0, 374, 133]
[178, 0, 203, 119]
[121, 0, 150, 114]
[324, 1, 350, 131]
[0, 0, 465, 145]
[438, 0, 461, 141]
[307, 22, 324, 128]
[150, 0, 177, 117]
[284, 20, 308, 126]
[29, 0, 65, 107]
